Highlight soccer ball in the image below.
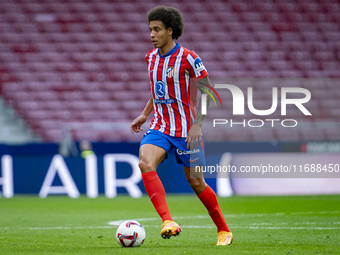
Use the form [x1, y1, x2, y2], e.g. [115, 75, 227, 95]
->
[116, 220, 146, 247]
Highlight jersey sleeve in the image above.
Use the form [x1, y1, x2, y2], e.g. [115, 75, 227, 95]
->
[186, 51, 209, 79]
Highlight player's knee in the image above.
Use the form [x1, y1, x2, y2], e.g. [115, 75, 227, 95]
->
[138, 160, 153, 173]
[188, 178, 206, 194]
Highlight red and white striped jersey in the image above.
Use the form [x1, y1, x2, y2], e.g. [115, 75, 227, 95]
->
[145, 43, 208, 137]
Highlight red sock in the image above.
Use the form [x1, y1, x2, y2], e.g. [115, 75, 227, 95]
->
[198, 185, 230, 232]
[142, 171, 173, 222]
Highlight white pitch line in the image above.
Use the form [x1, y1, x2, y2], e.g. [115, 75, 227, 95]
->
[107, 211, 340, 226]
[247, 227, 339, 230]
[1, 225, 339, 231]
[0, 226, 112, 230]
[107, 212, 286, 226]
[143, 225, 339, 230]
[2, 211, 340, 231]
[290, 211, 340, 215]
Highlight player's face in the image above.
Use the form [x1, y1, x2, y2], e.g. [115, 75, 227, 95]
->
[149, 20, 173, 50]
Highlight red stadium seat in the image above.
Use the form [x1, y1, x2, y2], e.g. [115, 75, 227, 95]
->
[0, 0, 339, 142]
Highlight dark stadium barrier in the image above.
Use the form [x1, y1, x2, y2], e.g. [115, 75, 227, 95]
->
[0, 142, 339, 198]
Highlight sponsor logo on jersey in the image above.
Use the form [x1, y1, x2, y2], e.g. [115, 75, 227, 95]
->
[154, 99, 175, 104]
[155, 80, 165, 98]
[166, 67, 175, 78]
[194, 58, 205, 72]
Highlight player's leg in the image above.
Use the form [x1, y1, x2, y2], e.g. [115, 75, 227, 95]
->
[139, 143, 172, 222]
[183, 166, 233, 245]
[174, 135, 232, 244]
[139, 143, 167, 174]
[183, 166, 228, 230]
[139, 134, 182, 239]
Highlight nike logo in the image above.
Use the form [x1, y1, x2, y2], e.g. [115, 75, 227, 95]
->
[189, 158, 199, 163]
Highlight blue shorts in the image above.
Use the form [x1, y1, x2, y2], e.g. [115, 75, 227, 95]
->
[140, 129, 206, 167]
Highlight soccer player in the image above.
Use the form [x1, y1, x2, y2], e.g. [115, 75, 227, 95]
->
[130, 6, 233, 246]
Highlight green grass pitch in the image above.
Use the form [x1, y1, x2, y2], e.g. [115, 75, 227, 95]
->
[0, 195, 339, 254]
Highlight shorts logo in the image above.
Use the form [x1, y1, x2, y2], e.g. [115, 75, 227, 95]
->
[176, 148, 200, 155]
[166, 67, 175, 78]
[194, 58, 205, 72]
[155, 80, 165, 98]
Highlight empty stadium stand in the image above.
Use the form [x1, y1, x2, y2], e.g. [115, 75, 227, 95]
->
[0, 0, 339, 142]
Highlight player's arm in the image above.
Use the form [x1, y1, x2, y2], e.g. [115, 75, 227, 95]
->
[130, 95, 153, 134]
[185, 76, 212, 150]
[194, 76, 212, 125]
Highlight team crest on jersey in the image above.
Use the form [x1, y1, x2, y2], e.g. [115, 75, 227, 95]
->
[166, 67, 175, 78]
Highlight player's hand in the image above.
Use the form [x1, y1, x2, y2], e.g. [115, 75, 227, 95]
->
[185, 124, 202, 151]
[130, 115, 147, 134]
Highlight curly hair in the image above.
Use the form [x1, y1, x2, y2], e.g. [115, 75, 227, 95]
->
[147, 6, 184, 40]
